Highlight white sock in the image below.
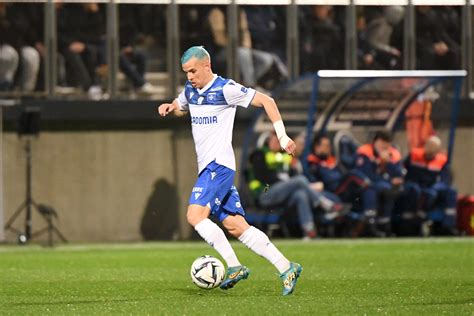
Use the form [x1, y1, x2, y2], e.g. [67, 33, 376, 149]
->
[238, 226, 290, 274]
[194, 218, 241, 268]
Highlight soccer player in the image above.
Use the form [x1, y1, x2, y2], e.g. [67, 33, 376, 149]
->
[158, 46, 302, 296]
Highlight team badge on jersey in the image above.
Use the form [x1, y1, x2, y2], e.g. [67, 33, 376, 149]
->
[208, 93, 216, 102]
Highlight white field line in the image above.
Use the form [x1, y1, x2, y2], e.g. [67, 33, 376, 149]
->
[0, 237, 472, 253]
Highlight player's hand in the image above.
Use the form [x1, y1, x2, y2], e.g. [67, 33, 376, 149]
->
[69, 41, 85, 54]
[310, 182, 324, 192]
[282, 138, 296, 156]
[379, 150, 391, 162]
[158, 103, 176, 116]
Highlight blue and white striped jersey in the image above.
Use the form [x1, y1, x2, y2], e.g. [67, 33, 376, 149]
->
[176, 74, 256, 173]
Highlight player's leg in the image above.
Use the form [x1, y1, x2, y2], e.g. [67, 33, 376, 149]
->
[187, 162, 243, 269]
[223, 214, 302, 296]
[187, 204, 241, 268]
[188, 205, 239, 268]
[223, 214, 290, 273]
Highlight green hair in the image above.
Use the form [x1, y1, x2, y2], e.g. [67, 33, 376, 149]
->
[181, 46, 211, 65]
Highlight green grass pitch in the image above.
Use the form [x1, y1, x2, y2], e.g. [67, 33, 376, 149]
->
[1, 238, 473, 315]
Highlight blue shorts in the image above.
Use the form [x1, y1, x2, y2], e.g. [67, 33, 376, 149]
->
[189, 161, 245, 222]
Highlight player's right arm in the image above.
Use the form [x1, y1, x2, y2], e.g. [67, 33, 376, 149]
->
[158, 99, 188, 117]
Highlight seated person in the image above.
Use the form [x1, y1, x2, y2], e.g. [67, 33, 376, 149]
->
[248, 132, 339, 239]
[117, 4, 160, 94]
[401, 136, 457, 234]
[307, 133, 369, 206]
[355, 131, 403, 236]
[205, 6, 288, 90]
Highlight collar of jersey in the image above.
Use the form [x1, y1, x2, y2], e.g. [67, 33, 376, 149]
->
[196, 74, 218, 94]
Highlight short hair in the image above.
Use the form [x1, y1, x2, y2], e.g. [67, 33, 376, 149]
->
[181, 46, 211, 65]
[373, 130, 393, 143]
[312, 133, 330, 148]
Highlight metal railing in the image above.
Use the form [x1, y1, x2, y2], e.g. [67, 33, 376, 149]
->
[1, 0, 473, 99]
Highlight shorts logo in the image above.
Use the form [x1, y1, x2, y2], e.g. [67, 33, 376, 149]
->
[215, 198, 221, 206]
[235, 202, 241, 208]
[192, 187, 203, 200]
[211, 172, 217, 180]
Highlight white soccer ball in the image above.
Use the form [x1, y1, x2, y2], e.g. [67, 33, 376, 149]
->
[190, 255, 226, 289]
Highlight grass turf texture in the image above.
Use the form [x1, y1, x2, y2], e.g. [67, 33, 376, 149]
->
[0, 238, 473, 315]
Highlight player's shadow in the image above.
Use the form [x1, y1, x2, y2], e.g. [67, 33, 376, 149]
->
[140, 178, 179, 240]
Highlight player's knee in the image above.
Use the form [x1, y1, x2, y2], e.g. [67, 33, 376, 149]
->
[187, 206, 207, 227]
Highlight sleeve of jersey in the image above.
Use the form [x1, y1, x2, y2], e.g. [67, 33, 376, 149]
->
[176, 88, 189, 111]
[223, 81, 256, 108]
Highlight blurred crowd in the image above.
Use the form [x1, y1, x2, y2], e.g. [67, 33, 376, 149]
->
[0, 2, 163, 98]
[244, 130, 458, 239]
[0, 4, 463, 97]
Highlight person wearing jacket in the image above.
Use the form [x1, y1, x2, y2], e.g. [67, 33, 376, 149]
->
[355, 131, 403, 236]
[402, 136, 457, 234]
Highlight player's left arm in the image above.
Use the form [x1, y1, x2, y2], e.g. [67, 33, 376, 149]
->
[251, 91, 295, 155]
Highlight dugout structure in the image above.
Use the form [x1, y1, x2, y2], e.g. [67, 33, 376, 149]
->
[239, 70, 466, 191]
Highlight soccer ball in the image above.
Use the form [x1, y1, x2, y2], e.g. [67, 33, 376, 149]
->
[190, 255, 226, 289]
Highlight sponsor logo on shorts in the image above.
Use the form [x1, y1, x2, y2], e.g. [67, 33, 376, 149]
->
[235, 202, 241, 208]
[215, 198, 221, 206]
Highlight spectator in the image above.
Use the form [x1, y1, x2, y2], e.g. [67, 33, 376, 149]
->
[401, 136, 457, 235]
[357, 12, 379, 70]
[244, 6, 286, 61]
[57, 3, 104, 99]
[180, 6, 212, 50]
[118, 5, 160, 94]
[354, 131, 403, 236]
[205, 6, 288, 90]
[300, 5, 343, 73]
[248, 133, 340, 239]
[365, 6, 404, 70]
[0, 3, 40, 92]
[434, 6, 461, 45]
[416, 6, 460, 70]
[0, 3, 19, 91]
